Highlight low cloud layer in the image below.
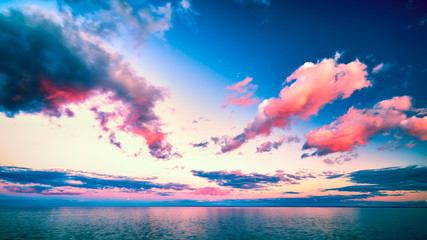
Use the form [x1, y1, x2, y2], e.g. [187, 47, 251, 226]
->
[190, 169, 315, 189]
[220, 54, 370, 153]
[325, 165, 427, 193]
[303, 96, 427, 157]
[5, 185, 84, 195]
[0, 166, 192, 195]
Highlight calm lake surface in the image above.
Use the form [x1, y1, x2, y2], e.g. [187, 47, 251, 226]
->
[1, 207, 426, 239]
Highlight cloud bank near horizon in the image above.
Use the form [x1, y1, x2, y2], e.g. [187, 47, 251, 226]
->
[0, 166, 192, 195]
[190, 169, 316, 189]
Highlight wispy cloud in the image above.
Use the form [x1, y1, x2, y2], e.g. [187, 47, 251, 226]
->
[190, 141, 209, 148]
[222, 77, 259, 108]
[58, 0, 174, 40]
[235, 0, 270, 6]
[256, 135, 300, 153]
[177, 0, 199, 30]
[407, 15, 427, 29]
[372, 63, 390, 74]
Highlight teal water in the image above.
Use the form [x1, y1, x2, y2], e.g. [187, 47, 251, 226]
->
[0, 207, 426, 239]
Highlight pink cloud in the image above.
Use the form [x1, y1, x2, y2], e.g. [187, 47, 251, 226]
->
[257, 141, 272, 153]
[323, 158, 335, 165]
[225, 77, 254, 93]
[194, 187, 231, 195]
[87, 92, 173, 159]
[220, 54, 371, 153]
[223, 92, 260, 108]
[39, 79, 90, 117]
[303, 96, 426, 156]
[372, 63, 384, 73]
[376, 95, 412, 111]
[372, 63, 390, 74]
[400, 116, 427, 140]
[222, 77, 259, 108]
[230, 170, 243, 175]
[264, 57, 370, 119]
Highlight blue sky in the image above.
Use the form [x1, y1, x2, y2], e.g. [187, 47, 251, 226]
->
[168, 0, 427, 103]
[0, 0, 426, 206]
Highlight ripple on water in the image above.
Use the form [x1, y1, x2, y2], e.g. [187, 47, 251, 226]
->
[1, 207, 427, 239]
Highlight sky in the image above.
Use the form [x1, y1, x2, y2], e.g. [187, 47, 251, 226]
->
[0, 0, 426, 207]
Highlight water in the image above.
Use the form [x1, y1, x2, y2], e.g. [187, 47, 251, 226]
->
[0, 207, 426, 239]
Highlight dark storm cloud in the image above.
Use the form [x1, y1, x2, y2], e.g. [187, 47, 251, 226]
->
[0, 166, 192, 194]
[190, 170, 315, 189]
[0, 9, 102, 116]
[0, 7, 172, 158]
[325, 165, 427, 193]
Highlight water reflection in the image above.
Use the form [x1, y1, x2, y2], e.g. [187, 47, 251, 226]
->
[1, 207, 426, 239]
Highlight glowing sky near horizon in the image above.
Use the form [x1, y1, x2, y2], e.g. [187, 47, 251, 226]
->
[0, 0, 426, 206]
